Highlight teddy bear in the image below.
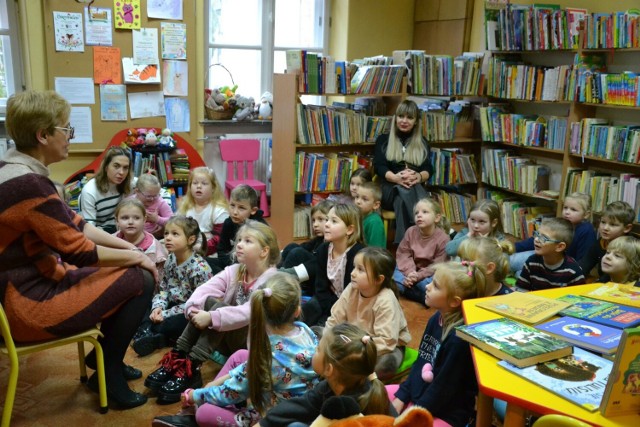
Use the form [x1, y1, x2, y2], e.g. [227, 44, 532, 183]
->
[124, 128, 138, 147]
[232, 95, 255, 121]
[257, 91, 273, 120]
[145, 128, 158, 146]
[205, 88, 227, 111]
[309, 396, 433, 427]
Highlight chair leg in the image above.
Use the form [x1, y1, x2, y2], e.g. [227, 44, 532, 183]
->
[259, 190, 270, 217]
[86, 337, 109, 414]
[77, 341, 88, 383]
[1, 349, 19, 427]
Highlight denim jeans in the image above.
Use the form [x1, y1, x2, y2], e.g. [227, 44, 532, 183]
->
[392, 267, 431, 305]
[509, 250, 535, 277]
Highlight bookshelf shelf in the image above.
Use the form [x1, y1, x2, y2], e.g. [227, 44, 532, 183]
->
[487, 142, 565, 158]
[482, 182, 558, 203]
[579, 103, 640, 111]
[430, 137, 481, 147]
[294, 143, 375, 149]
[568, 154, 640, 170]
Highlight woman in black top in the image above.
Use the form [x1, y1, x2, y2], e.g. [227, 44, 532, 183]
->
[373, 100, 432, 243]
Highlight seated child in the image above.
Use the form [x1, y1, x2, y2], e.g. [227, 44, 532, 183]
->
[517, 217, 586, 291]
[355, 181, 386, 247]
[579, 201, 635, 278]
[446, 199, 505, 258]
[258, 323, 393, 426]
[132, 172, 173, 239]
[279, 199, 334, 296]
[207, 184, 268, 274]
[389, 261, 485, 427]
[301, 203, 365, 327]
[394, 197, 450, 304]
[325, 247, 411, 381]
[511, 192, 597, 273]
[599, 236, 640, 285]
[328, 167, 372, 205]
[131, 215, 211, 357]
[458, 236, 515, 296]
[144, 221, 280, 404]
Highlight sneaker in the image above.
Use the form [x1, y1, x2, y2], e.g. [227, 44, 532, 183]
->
[144, 349, 184, 391]
[152, 414, 198, 427]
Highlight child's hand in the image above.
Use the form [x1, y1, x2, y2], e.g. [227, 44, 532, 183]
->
[150, 308, 163, 323]
[392, 398, 405, 414]
[190, 309, 212, 329]
[180, 388, 194, 407]
[407, 271, 419, 282]
[146, 212, 159, 223]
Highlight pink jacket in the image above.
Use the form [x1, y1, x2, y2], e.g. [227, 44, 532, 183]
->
[126, 194, 173, 235]
[185, 264, 278, 331]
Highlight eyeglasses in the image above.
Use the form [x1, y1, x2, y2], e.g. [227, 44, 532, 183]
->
[137, 190, 159, 200]
[54, 126, 75, 140]
[533, 230, 562, 245]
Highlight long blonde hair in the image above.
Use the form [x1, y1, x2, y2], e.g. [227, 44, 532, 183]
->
[231, 221, 280, 280]
[457, 237, 514, 286]
[178, 166, 228, 214]
[384, 100, 427, 167]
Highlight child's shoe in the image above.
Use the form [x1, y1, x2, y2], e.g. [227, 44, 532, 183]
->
[144, 349, 185, 392]
[132, 332, 167, 357]
[156, 357, 203, 405]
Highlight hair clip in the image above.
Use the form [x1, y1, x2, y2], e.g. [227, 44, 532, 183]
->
[263, 288, 272, 297]
[361, 335, 371, 345]
[368, 372, 377, 381]
[339, 334, 351, 344]
[461, 260, 474, 276]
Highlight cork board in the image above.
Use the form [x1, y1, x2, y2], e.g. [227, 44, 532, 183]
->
[42, 0, 197, 152]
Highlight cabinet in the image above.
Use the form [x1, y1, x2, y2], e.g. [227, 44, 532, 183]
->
[270, 72, 482, 246]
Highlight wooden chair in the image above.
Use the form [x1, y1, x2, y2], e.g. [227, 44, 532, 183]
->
[0, 302, 108, 426]
[219, 138, 270, 217]
[532, 414, 590, 427]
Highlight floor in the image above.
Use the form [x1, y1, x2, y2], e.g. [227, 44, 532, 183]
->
[0, 297, 434, 426]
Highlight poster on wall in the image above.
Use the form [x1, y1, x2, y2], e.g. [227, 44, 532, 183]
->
[100, 84, 128, 121]
[148, 0, 183, 20]
[113, 0, 141, 30]
[122, 58, 160, 84]
[84, 6, 113, 46]
[165, 97, 190, 132]
[94, 46, 122, 84]
[53, 11, 84, 52]
[133, 28, 159, 65]
[161, 22, 187, 60]
[128, 91, 166, 118]
[55, 77, 95, 104]
[162, 60, 187, 96]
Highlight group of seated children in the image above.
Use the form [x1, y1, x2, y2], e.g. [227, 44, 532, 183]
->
[88, 151, 640, 427]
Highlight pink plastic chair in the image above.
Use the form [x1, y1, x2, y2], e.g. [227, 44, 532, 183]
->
[219, 139, 270, 217]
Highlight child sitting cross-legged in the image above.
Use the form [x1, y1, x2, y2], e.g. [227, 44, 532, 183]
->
[354, 181, 386, 248]
[579, 201, 635, 279]
[516, 217, 586, 291]
[152, 273, 319, 427]
[393, 197, 450, 304]
[598, 236, 640, 285]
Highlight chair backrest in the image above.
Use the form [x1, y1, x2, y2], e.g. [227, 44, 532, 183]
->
[219, 139, 260, 182]
[532, 414, 590, 427]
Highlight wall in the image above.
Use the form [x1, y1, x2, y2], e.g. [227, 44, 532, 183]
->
[470, 0, 640, 51]
[414, 0, 474, 56]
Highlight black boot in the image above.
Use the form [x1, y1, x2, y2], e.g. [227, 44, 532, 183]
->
[152, 414, 198, 427]
[132, 325, 153, 343]
[144, 349, 185, 392]
[87, 373, 148, 409]
[132, 332, 168, 357]
[156, 357, 203, 405]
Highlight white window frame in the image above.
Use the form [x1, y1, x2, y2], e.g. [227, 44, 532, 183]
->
[0, 0, 24, 114]
[205, 0, 329, 95]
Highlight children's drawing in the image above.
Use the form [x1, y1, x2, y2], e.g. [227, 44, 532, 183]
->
[113, 0, 141, 30]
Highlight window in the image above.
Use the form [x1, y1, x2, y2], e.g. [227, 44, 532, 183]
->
[206, 0, 327, 100]
[0, 0, 23, 114]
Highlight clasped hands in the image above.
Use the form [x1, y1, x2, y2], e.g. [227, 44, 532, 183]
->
[393, 168, 422, 188]
[403, 271, 420, 288]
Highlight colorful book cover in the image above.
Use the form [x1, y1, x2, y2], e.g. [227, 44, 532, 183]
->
[499, 347, 613, 412]
[536, 316, 622, 355]
[585, 282, 640, 308]
[558, 294, 640, 329]
[455, 317, 572, 368]
[600, 327, 640, 416]
[476, 291, 572, 324]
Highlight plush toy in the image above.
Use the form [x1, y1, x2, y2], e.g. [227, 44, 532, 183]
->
[258, 91, 273, 120]
[124, 128, 138, 147]
[159, 128, 175, 148]
[145, 128, 158, 146]
[309, 396, 434, 427]
[232, 95, 255, 121]
[422, 363, 434, 383]
[205, 88, 227, 111]
[135, 128, 147, 146]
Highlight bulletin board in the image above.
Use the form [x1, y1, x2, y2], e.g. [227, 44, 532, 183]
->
[42, 0, 198, 152]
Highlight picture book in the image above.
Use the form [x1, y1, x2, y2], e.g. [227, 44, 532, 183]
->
[600, 327, 640, 416]
[455, 318, 573, 368]
[475, 291, 572, 324]
[585, 282, 640, 308]
[536, 317, 622, 355]
[498, 347, 613, 412]
[558, 294, 640, 329]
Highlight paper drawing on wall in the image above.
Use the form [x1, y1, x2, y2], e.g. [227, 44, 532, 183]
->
[53, 12, 85, 52]
[122, 58, 161, 84]
[113, 0, 141, 30]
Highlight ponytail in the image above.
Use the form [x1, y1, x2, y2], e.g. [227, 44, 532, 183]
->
[248, 287, 273, 415]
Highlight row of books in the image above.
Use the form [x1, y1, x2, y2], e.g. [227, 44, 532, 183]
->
[428, 148, 478, 186]
[482, 148, 551, 196]
[499, 198, 553, 240]
[392, 50, 485, 96]
[420, 111, 459, 141]
[486, 57, 574, 102]
[349, 65, 405, 95]
[576, 70, 640, 107]
[563, 169, 640, 219]
[294, 151, 370, 193]
[295, 103, 392, 146]
[428, 189, 476, 224]
[293, 205, 312, 239]
[457, 287, 640, 416]
[479, 107, 568, 151]
[582, 9, 640, 49]
[569, 118, 640, 164]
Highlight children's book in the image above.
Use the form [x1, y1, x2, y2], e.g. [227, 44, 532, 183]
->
[498, 347, 613, 412]
[600, 327, 640, 416]
[475, 291, 572, 324]
[585, 282, 640, 308]
[455, 317, 573, 368]
[558, 294, 640, 329]
[536, 316, 622, 355]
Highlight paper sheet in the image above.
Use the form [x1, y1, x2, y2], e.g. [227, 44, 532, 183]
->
[84, 6, 113, 46]
[147, 0, 183, 20]
[53, 11, 84, 52]
[69, 107, 93, 143]
[165, 97, 190, 132]
[94, 46, 122, 84]
[54, 77, 95, 104]
[113, 0, 141, 29]
[162, 60, 188, 96]
[128, 91, 166, 118]
[133, 28, 159, 65]
[100, 84, 127, 121]
[161, 22, 187, 60]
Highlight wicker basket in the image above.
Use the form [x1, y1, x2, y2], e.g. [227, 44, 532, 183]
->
[205, 63, 236, 120]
